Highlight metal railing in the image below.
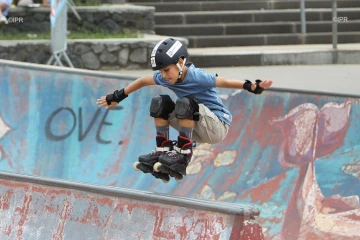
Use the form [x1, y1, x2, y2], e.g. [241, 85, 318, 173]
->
[299, 0, 339, 49]
[300, 0, 307, 34]
[332, 0, 338, 49]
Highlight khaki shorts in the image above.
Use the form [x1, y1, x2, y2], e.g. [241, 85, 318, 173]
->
[168, 104, 229, 144]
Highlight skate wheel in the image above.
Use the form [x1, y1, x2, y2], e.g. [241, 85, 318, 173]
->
[162, 179, 169, 183]
[153, 162, 162, 172]
[175, 176, 183, 182]
[133, 162, 140, 171]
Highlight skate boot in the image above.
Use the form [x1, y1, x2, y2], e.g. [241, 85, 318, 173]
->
[153, 135, 195, 181]
[133, 135, 175, 183]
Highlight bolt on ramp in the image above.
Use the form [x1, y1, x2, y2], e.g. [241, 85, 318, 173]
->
[0, 171, 264, 240]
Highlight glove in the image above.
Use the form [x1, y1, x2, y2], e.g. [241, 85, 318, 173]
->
[243, 80, 264, 94]
[106, 88, 128, 105]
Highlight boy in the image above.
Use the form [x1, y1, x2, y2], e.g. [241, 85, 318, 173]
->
[96, 38, 273, 182]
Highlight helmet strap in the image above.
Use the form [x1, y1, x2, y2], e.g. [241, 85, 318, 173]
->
[176, 58, 187, 83]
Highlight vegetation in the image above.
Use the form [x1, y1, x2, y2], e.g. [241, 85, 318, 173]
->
[0, 30, 139, 40]
[72, 0, 102, 6]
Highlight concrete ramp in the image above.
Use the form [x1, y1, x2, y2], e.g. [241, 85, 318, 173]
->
[0, 171, 263, 240]
[2, 60, 360, 239]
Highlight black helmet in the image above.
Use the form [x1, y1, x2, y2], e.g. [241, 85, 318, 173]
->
[150, 38, 188, 71]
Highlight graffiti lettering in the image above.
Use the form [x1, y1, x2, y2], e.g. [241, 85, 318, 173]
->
[45, 106, 123, 144]
[45, 107, 76, 141]
[78, 107, 101, 141]
[96, 108, 113, 144]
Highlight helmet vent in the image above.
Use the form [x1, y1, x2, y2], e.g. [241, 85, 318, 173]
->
[158, 49, 163, 53]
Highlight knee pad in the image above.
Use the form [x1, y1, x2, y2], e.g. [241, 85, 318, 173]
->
[150, 95, 175, 120]
[174, 96, 200, 121]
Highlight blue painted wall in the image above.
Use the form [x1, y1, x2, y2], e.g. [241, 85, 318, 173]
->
[0, 62, 359, 239]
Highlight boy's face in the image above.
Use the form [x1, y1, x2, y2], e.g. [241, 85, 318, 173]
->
[159, 64, 179, 85]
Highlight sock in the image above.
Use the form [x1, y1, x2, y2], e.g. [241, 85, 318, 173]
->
[156, 125, 169, 140]
[179, 126, 193, 140]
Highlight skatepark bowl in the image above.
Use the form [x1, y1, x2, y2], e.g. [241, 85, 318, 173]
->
[0, 59, 359, 239]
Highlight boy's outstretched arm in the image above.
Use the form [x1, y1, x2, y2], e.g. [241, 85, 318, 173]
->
[215, 77, 273, 94]
[96, 75, 156, 109]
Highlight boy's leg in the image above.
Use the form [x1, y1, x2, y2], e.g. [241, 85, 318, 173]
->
[192, 104, 229, 144]
[137, 117, 173, 163]
[134, 95, 176, 181]
[155, 98, 229, 178]
[0, 2, 8, 11]
[0, 0, 11, 14]
[0, 3, 9, 24]
[156, 97, 197, 177]
[178, 119, 194, 139]
[168, 103, 229, 144]
[138, 95, 175, 161]
[155, 118, 170, 140]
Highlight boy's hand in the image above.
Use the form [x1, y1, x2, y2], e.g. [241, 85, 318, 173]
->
[251, 80, 273, 91]
[96, 96, 118, 109]
[96, 88, 128, 109]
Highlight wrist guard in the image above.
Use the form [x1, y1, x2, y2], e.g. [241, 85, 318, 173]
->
[243, 80, 264, 94]
[106, 88, 128, 105]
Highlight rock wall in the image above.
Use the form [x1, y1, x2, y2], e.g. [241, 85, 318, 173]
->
[2, 4, 154, 34]
[0, 39, 154, 70]
[0, 37, 189, 70]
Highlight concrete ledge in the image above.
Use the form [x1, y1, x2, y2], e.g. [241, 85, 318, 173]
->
[0, 171, 263, 239]
[187, 32, 360, 48]
[2, 4, 154, 33]
[1, 36, 358, 69]
[133, 0, 360, 12]
[155, 21, 360, 37]
[188, 43, 360, 67]
[0, 171, 260, 216]
[155, 8, 360, 24]
[0, 35, 188, 70]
